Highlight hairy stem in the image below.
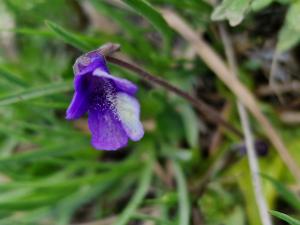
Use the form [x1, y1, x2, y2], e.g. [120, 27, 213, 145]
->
[106, 55, 243, 138]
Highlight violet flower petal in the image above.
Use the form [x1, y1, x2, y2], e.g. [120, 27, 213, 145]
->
[93, 68, 138, 95]
[88, 108, 128, 150]
[66, 91, 89, 120]
[66, 48, 144, 150]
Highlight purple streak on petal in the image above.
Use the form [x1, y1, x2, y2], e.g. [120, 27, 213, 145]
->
[115, 92, 144, 141]
[66, 91, 89, 120]
[93, 68, 138, 95]
[88, 108, 128, 150]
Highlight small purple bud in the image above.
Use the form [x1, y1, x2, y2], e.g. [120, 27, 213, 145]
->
[236, 139, 269, 157]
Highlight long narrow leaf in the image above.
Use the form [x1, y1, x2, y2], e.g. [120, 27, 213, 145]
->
[173, 160, 190, 225]
[0, 66, 28, 87]
[45, 20, 93, 51]
[271, 210, 300, 225]
[113, 159, 153, 225]
[123, 0, 173, 46]
[0, 81, 72, 106]
[262, 174, 300, 210]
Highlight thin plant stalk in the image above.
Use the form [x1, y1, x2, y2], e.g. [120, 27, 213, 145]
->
[97, 43, 242, 137]
[106, 55, 242, 138]
[219, 24, 273, 225]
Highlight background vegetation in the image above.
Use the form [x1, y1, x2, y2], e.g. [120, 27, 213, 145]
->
[0, 0, 300, 224]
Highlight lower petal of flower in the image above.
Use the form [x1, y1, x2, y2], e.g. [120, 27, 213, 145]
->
[88, 108, 128, 150]
[115, 92, 144, 141]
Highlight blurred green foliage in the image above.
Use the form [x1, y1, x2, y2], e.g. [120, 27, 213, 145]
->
[0, 0, 299, 224]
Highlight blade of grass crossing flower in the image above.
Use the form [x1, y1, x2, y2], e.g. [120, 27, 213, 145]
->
[123, 0, 173, 51]
[89, 1, 156, 58]
[270, 210, 300, 225]
[45, 20, 93, 51]
[173, 161, 190, 225]
[113, 159, 153, 225]
[0, 80, 72, 106]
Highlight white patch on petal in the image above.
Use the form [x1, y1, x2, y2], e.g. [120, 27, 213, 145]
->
[93, 68, 111, 78]
[115, 92, 144, 141]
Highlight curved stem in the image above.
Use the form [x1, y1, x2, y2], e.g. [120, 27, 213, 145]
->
[106, 56, 243, 138]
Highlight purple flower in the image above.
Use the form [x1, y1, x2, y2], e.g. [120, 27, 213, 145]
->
[66, 49, 144, 150]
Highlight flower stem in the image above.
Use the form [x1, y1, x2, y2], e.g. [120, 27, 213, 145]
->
[106, 55, 243, 138]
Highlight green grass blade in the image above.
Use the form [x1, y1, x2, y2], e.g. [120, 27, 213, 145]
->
[173, 160, 190, 225]
[271, 210, 300, 225]
[123, 0, 173, 47]
[0, 80, 72, 106]
[113, 159, 153, 225]
[0, 142, 82, 165]
[0, 66, 28, 87]
[262, 174, 300, 210]
[45, 20, 93, 51]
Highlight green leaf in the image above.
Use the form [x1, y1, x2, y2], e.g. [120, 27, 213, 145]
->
[0, 81, 72, 106]
[271, 210, 300, 225]
[177, 104, 199, 148]
[277, 1, 300, 52]
[122, 0, 173, 47]
[113, 159, 153, 225]
[286, 1, 300, 32]
[173, 161, 190, 225]
[251, 0, 290, 11]
[277, 25, 300, 52]
[251, 0, 273, 11]
[262, 174, 300, 210]
[45, 20, 93, 51]
[211, 0, 251, 26]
